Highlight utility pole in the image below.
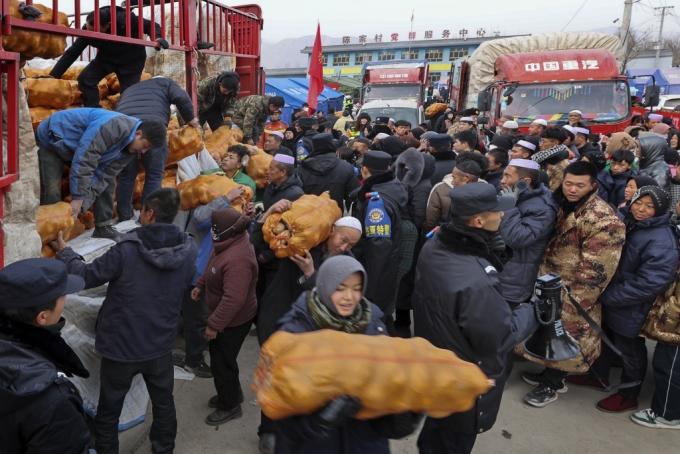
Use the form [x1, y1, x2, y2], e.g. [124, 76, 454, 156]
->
[621, 0, 633, 53]
[654, 5, 674, 68]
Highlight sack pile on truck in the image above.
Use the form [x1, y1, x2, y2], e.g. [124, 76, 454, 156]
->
[204, 126, 245, 161]
[2, 0, 69, 61]
[263, 193, 342, 259]
[245, 147, 273, 189]
[253, 330, 493, 420]
[177, 174, 254, 211]
[425, 102, 449, 117]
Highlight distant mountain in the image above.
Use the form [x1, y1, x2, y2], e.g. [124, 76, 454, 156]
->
[263, 35, 347, 69]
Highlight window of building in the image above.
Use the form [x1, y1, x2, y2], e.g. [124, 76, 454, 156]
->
[333, 53, 350, 66]
[355, 53, 372, 65]
[321, 54, 328, 66]
[424, 49, 443, 62]
[449, 47, 469, 60]
[428, 71, 442, 85]
[378, 51, 395, 61]
[401, 50, 419, 60]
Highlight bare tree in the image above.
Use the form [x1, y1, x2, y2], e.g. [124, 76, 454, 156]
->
[662, 32, 680, 67]
[619, 28, 655, 72]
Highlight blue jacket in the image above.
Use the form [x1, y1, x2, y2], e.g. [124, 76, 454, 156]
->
[599, 208, 679, 338]
[274, 293, 413, 454]
[498, 183, 558, 303]
[597, 169, 633, 208]
[187, 196, 232, 284]
[36, 109, 140, 210]
[57, 223, 197, 362]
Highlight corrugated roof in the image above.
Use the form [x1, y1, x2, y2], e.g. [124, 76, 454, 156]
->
[301, 34, 530, 54]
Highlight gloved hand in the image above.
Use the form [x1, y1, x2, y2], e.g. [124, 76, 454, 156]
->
[155, 38, 169, 50]
[499, 179, 529, 200]
[314, 395, 361, 430]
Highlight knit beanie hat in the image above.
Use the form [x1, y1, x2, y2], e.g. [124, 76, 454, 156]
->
[651, 123, 671, 135]
[211, 207, 251, 242]
[631, 185, 668, 217]
[608, 132, 636, 153]
[315, 256, 368, 315]
[580, 151, 607, 173]
[628, 175, 659, 191]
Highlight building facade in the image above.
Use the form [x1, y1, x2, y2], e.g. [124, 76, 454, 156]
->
[301, 35, 527, 84]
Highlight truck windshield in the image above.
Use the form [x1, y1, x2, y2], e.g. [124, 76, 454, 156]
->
[500, 80, 630, 125]
[364, 84, 421, 102]
[360, 107, 419, 127]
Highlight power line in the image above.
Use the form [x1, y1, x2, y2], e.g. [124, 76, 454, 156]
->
[561, 0, 590, 32]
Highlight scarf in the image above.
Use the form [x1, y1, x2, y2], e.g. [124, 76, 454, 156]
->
[306, 289, 372, 334]
[532, 144, 566, 164]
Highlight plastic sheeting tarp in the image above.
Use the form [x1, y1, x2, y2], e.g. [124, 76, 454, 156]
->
[645, 68, 680, 95]
[265, 77, 344, 124]
[464, 32, 622, 108]
[626, 68, 653, 95]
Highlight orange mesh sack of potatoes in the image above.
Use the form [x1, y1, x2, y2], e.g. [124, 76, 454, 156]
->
[166, 126, 205, 166]
[263, 193, 342, 259]
[204, 126, 243, 161]
[30, 107, 58, 132]
[36, 202, 74, 257]
[424, 103, 449, 117]
[253, 330, 493, 420]
[68, 81, 83, 105]
[245, 147, 273, 189]
[2, 0, 69, 60]
[25, 78, 73, 110]
[177, 174, 254, 211]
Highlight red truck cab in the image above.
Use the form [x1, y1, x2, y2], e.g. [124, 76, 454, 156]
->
[478, 49, 632, 134]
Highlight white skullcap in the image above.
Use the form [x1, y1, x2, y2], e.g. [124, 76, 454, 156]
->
[569, 110, 582, 116]
[334, 216, 362, 232]
[509, 158, 540, 170]
[389, 118, 395, 123]
[269, 131, 284, 139]
[460, 117, 475, 123]
[574, 127, 590, 135]
[376, 133, 389, 140]
[516, 140, 536, 151]
[532, 119, 548, 126]
[503, 120, 519, 129]
[562, 125, 576, 134]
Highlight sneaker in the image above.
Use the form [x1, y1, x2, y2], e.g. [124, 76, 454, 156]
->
[631, 409, 680, 429]
[566, 374, 610, 392]
[172, 352, 185, 368]
[205, 405, 243, 426]
[521, 372, 568, 393]
[259, 433, 275, 454]
[197, 40, 215, 50]
[185, 361, 212, 378]
[92, 225, 119, 239]
[523, 384, 559, 408]
[596, 393, 638, 413]
[208, 389, 244, 408]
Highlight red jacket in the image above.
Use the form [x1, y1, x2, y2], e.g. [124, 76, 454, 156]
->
[196, 233, 258, 331]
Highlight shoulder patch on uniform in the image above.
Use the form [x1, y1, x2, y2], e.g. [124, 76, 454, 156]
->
[484, 265, 496, 274]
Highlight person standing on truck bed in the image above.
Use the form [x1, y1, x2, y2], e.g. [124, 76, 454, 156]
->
[36, 109, 167, 239]
[196, 72, 241, 132]
[115, 76, 200, 223]
[49, 6, 167, 108]
[230, 95, 285, 146]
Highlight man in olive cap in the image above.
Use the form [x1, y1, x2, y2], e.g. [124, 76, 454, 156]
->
[413, 184, 539, 453]
[0, 258, 92, 453]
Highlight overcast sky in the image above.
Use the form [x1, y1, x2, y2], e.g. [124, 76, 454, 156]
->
[257, 0, 680, 42]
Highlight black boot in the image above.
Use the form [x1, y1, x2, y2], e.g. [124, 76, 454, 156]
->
[197, 39, 214, 50]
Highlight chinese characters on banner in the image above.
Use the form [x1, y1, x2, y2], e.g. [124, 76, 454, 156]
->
[339, 30, 493, 44]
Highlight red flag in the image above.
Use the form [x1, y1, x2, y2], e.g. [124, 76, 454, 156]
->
[307, 24, 324, 110]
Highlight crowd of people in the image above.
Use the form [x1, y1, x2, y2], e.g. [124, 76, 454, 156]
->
[2, 10, 680, 449]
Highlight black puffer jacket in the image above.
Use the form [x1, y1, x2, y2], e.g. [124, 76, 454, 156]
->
[351, 173, 408, 311]
[412, 225, 538, 434]
[0, 319, 92, 454]
[262, 173, 304, 211]
[57, 223, 197, 362]
[51, 7, 162, 77]
[296, 150, 360, 210]
[638, 134, 672, 192]
[116, 77, 195, 126]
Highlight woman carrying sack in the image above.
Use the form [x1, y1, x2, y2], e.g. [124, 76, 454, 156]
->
[272, 256, 420, 454]
[191, 205, 258, 426]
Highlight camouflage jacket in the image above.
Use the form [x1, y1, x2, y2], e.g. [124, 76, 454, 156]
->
[544, 159, 570, 191]
[516, 191, 625, 372]
[197, 75, 239, 120]
[231, 96, 272, 140]
[641, 259, 680, 346]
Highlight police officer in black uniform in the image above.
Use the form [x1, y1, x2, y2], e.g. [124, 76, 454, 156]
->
[0, 258, 93, 454]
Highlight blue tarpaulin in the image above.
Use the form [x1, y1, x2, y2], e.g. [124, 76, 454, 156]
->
[626, 69, 652, 96]
[264, 77, 344, 125]
[645, 68, 680, 95]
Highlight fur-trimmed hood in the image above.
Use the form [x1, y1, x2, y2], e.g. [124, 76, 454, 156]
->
[395, 148, 425, 188]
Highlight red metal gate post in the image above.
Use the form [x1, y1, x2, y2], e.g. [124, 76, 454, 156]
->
[184, 0, 198, 113]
